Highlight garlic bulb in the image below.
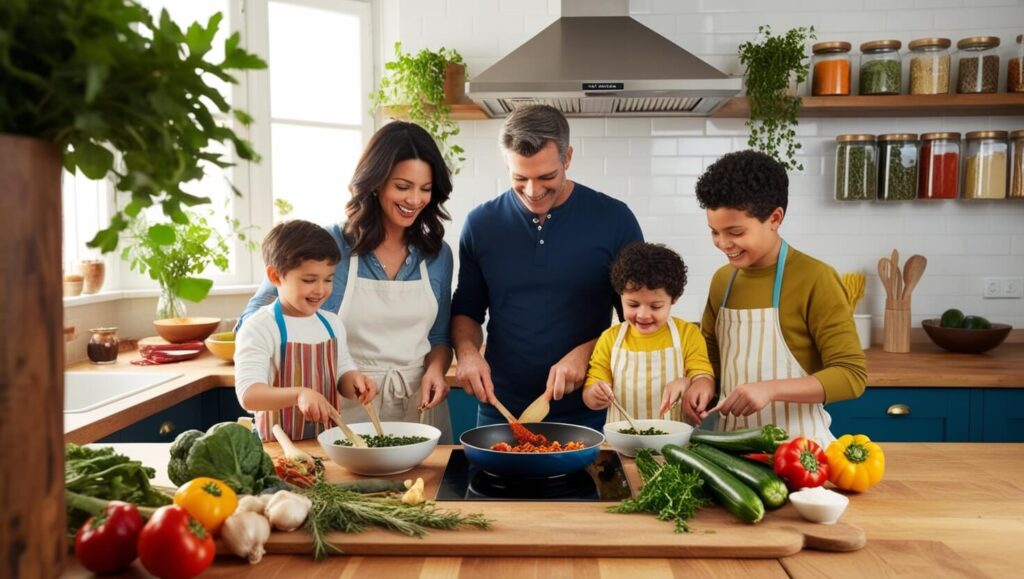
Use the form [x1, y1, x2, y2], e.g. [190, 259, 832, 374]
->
[236, 494, 268, 515]
[401, 478, 426, 505]
[265, 490, 312, 532]
[221, 510, 271, 564]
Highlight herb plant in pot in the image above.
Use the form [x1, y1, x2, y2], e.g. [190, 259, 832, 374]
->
[0, 2, 264, 568]
[371, 42, 466, 174]
[738, 25, 816, 171]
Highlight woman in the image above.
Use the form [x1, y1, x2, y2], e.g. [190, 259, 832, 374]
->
[240, 121, 455, 442]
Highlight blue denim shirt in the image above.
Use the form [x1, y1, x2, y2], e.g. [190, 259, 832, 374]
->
[239, 223, 453, 347]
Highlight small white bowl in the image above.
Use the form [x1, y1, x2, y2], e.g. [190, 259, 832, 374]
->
[317, 421, 440, 476]
[603, 419, 694, 457]
[788, 487, 849, 525]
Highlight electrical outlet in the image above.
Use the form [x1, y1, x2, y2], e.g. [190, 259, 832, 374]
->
[1004, 277, 1023, 299]
[983, 277, 1023, 299]
[983, 278, 1002, 298]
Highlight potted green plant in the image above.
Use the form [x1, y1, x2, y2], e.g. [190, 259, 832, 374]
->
[121, 209, 257, 319]
[371, 42, 466, 174]
[738, 25, 816, 171]
[0, 2, 264, 569]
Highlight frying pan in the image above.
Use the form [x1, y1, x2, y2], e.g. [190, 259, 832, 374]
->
[459, 422, 604, 478]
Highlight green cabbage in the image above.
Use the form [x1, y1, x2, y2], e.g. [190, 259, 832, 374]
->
[167, 422, 276, 494]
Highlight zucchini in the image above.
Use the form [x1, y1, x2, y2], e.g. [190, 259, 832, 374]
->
[690, 443, 788, 510]
[662, 444, 765, 524]
[690, 425, 788, 454]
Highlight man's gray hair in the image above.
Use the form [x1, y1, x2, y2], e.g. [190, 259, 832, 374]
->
[499, 104, 570, 161]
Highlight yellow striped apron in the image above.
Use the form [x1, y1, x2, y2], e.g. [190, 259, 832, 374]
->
[608, 319, 686, 422]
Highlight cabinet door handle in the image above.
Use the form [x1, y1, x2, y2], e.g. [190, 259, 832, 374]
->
[159, 421, 176, 436]
[886, 404, 911, 416]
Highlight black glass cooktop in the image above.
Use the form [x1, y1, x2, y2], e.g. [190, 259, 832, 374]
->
[435, 449, 632, 502]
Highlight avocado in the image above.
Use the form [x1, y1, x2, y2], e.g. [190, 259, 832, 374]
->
[960, 315, 992, 330]
[940, 308, 965, 328]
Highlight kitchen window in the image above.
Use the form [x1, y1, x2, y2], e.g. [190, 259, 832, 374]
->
[61, 0, 373, 293]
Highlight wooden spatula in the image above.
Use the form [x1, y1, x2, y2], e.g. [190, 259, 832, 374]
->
[363, 402, 385, 436]
[518, 392, 551, 423]
[901, 255, 927, 302]
[328, 407, 368, 448]
[490, 397, 518, 424]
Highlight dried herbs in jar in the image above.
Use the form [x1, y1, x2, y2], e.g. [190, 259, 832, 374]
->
[878, 134, 919, 201]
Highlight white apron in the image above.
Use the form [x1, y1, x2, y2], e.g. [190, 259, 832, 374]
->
[608, 319, 686, 422]
[339, 255, 452, 443]
[714, 241, 834, 448]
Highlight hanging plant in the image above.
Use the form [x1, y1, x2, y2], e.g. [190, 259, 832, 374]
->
[371, 42, 465, 174]
[738, 25, 815, 171]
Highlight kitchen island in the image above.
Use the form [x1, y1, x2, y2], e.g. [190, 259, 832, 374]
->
[62, 442, 1024, 578]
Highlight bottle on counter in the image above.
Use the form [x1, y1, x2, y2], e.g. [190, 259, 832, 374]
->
[859, 40, 902, 95]
[908, 37, 951, 95]
[956, 36, 1000, 94]
[1007, 129, 1023, 198]
[963, 131, 1008, 200]
[1009, 34, 1024, 93]
[878, 134, 919, 201]
[812, 41, 852, 96]
[918, 132, 961, 200]
[834, 134, 877, 201]
[87, 327, 120, 365]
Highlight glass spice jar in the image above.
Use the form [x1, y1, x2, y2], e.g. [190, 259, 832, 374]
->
[1009, 34, 1024, 93]
[812, 41, 852, 96]
[1007, 129, 1023, 198]
[87, 327, 120, 365]
[963, 131, 1008, 199]
[834, 135, 877, 201]
[878, 134, 919, 201]
[859, 40, 902, 95]
[908, 37, 951, 95]
[918, 132, 960, 200]
[956, 36, 1000, 94]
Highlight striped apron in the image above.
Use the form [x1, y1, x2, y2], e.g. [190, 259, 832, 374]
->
[607, 319, 686, 422]
[714, 241, 835, 448]
[256, 300, 341, 442]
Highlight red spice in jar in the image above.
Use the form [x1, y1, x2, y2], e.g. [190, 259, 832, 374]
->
[918, 143, 959, 199]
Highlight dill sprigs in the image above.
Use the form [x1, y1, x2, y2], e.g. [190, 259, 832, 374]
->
[607, 449, 708, 532]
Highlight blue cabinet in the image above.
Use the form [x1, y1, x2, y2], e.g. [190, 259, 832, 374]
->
[827, 388, 972, 442]
[980, 389, 1024, 442]
[99, 387, 248, 443]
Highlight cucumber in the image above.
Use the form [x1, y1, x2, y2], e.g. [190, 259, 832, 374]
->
[662, 444, 765, 524]
[690, 443, 788, 510]
[690, 425, 788, 453]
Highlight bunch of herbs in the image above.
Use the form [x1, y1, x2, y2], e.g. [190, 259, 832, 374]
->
[64, 444, 171, 534]
[608, 449, 709, 533]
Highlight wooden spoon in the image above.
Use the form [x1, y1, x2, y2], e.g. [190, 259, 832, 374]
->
[363, 402, 385, 436]
[603, 384, 640, 433]
[890, 249, 903, 301]
[518, 392, 551, 423]
[877, 257, 894, 300]
[490, 396, 518, 424]
[327, 407, 368, 448]
[901, 255, 928, 301]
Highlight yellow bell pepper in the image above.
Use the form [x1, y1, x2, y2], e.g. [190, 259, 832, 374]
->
[173, 477, 238, 534]
[825, 434, 885, 492]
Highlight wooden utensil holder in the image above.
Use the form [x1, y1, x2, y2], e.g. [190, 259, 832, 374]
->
[883, 298, 911, 353]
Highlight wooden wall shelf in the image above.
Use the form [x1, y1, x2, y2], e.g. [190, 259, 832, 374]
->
[713, 94, 1024, 118]
[381, 103, 490, 121]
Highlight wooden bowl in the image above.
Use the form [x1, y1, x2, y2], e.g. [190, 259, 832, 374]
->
[921, 319, 1012, 354]
[153, 317, 221, 343]
[204, 331, 235, 362]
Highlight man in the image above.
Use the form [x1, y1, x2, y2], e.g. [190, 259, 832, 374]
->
[451, 105, 643, 430]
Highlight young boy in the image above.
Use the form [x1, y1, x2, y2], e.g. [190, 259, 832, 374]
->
[583, 242, 714, 423]
[686, 150, 866, 448]
[235, 220, 377, 442]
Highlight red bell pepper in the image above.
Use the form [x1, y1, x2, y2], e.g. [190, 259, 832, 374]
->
[772, 437, 829, 490]
[742, 452, 774, 466]
[74, 500, 144, 575]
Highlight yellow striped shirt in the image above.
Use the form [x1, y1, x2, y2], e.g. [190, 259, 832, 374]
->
[585, 317, 714, 387]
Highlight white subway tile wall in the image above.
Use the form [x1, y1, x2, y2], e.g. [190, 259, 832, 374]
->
[388, 0, 1024, 328]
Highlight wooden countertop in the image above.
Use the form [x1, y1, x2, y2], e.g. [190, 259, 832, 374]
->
[61, 442, 1024, 577]
[864, 342, 1024, 387]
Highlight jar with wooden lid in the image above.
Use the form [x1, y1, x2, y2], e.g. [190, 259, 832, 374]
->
[909, 38, 951, 95]
[87, 327, 120, 365]
[1009, 34, 1024, 93]
[918, 132, 960, 199]
[1009, 129, 1024, 198]
[834, 135, 877, 201]
[860, 40, 902, 95]
[963, 131, 1008, 199]
[956, 36, 1000, 94]
[877, 134, 918, 201]
[812, 41, 852, 96]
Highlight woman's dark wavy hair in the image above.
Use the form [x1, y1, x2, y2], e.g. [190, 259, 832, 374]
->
[694, 149, 788, 221]
[344, 121, 452, 257]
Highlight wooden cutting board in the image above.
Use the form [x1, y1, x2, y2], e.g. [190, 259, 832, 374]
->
[259, 445, 866, 558]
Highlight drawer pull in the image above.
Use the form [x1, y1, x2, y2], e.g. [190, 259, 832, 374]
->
[886, 404, 911, 416]
[159, 421, 176, 436]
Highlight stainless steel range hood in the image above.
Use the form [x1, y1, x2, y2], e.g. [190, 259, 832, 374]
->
[467, 0, 741, 117]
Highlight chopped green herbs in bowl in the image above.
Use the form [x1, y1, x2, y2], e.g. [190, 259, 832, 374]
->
[604, 419, 694, 458]
[334, 434, 430, 448]
[617, 427, 669, 436]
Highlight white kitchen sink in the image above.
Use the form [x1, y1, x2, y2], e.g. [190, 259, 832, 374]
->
[64, 372, 183, 413]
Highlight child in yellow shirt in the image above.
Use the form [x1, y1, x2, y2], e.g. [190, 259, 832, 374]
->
[583, 242, 714, 423]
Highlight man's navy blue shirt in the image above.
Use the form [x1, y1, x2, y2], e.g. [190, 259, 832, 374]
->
[451, 183, 643, 421]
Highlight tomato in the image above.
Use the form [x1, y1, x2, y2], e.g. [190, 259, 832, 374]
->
[173, 477, 238, 534]
[74, 501, 143, 574]
[137, 505, 215, 579]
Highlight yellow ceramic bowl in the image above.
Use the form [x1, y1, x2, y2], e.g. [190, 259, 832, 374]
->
[153, 317, 220, 343]
[205, 331, 235, 362]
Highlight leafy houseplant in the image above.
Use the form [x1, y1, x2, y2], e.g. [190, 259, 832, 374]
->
[371, 42, 466, 174]
[0, 0, 267, 251]
[121, 209, 257, 319]
[738, 25, 816, 171]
